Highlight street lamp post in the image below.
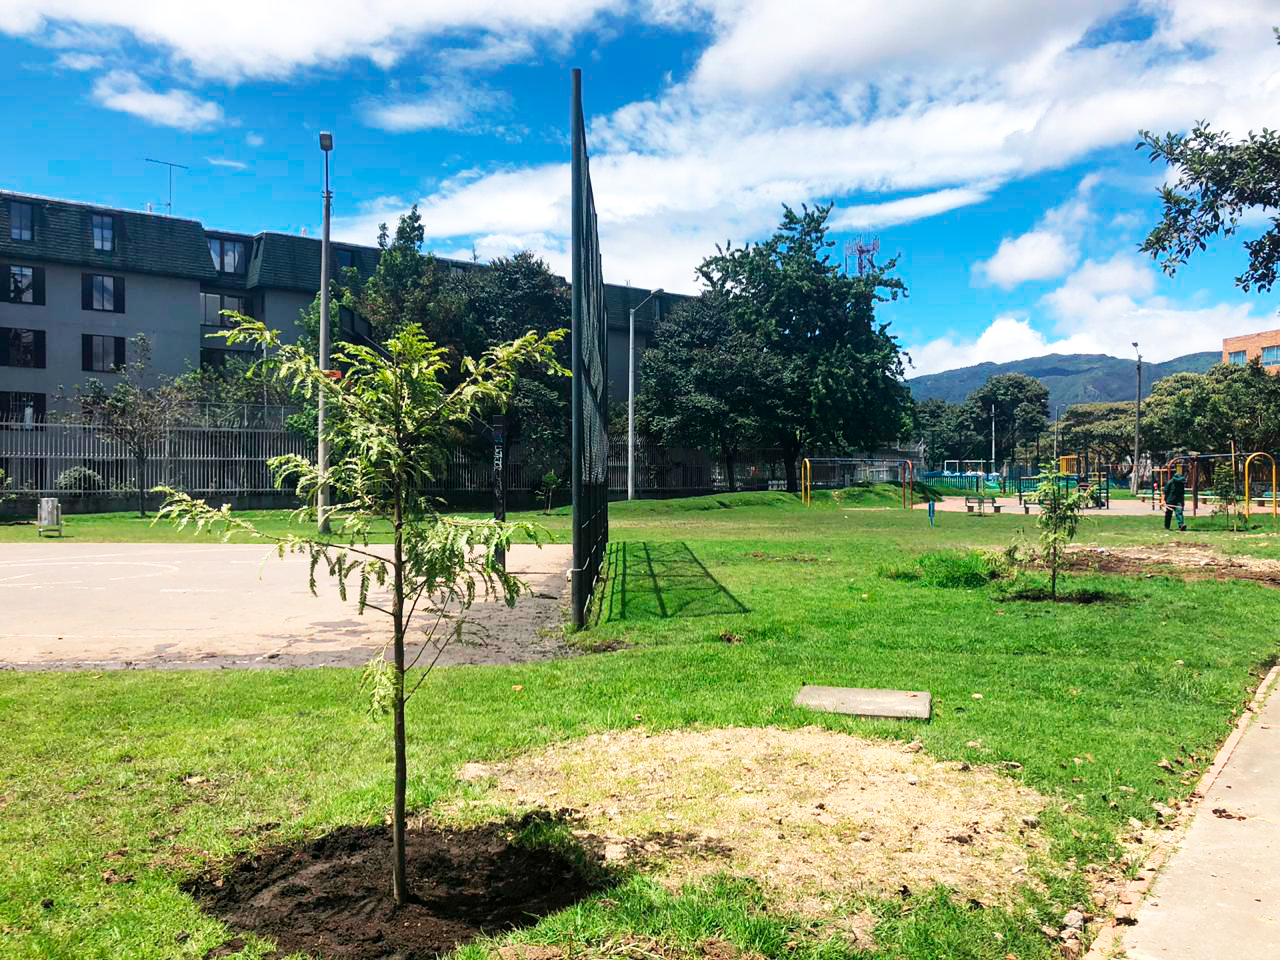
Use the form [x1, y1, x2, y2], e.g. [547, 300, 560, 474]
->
[1132, 342, 1142, 494]
[627, 288, 663, 501]
[1053, 403, 1065, 466]
[317, 131, 333, 534]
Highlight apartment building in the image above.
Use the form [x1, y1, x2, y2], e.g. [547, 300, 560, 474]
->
[1222, 329, 1280, 372]
[0, 189, 680, 420]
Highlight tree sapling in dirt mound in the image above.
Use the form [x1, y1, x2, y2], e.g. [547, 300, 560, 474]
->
[154, 318, 564, 906]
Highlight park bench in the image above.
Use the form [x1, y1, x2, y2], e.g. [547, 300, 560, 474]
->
[965, 496, 1000, 514]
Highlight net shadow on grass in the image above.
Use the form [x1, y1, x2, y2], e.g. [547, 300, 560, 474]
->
[596, 541, 749, 623]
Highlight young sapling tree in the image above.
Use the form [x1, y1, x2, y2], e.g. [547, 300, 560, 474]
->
[154, 318, 564, 906]
[1034, 474, 1089, 601]
[64, 334, 189, 517]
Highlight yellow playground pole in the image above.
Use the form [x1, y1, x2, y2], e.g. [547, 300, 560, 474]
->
[1243, 452, 1277, 523]
[801, 458, 812, 507]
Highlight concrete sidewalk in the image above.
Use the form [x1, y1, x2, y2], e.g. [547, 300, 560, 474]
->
[1120, 679, 1280, 958]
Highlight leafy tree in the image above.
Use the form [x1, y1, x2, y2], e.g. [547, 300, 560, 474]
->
[449, 252, 572, 486]
[1035, 475, 1088, 601]
[696, 205, 911, 491]
[1143, 359, 1280, 456]
[637, 291, 776, 491]
[960, 374, 1049, 466]
[176, 353, 298, 423]
[61, 334, 189, 517]
[913, 397, 985, 466]
[155, 319, 564, 906]
[348, 207, 478, 352]
[1138, 29, 1280, 291]
[1058, 402, 1142, 475]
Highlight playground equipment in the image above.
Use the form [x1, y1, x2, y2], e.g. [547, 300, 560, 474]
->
[1244, 452, 1277, 522]
[923, 468, 1002, 494]
[801, 457, 915, 508]
[1015, 469, 1110, 509]
[1154, 452, 1263, 517]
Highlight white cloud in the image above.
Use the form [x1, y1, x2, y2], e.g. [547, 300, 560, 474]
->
[972, 176, 1098, 288]
[1, 1, 619, 80]
[91, 70, 223, 129]
[975, 230, 1079, 290]
[831, 186, 992, 230]
[206, 156, 247, 170]
[365, 85, 506, 133]
[245, 132, 264, 147]
[54, 51, 101, 70]
[909, 254, 1266, 375]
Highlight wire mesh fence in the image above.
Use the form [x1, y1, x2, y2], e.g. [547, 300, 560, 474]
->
[569, 67, 610, 628]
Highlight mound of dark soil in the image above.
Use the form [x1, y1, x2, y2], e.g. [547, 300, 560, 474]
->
[185, 815, 608, 960]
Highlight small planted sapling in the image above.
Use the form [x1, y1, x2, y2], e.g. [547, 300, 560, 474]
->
[154, 318, 565, 906]
[537, 470, 561, 514]
[1034, 474, 1089, 601]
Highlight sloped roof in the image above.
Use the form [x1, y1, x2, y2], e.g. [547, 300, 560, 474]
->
[0, 191, 218, 281]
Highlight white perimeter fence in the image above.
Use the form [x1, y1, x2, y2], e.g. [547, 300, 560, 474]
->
[1, 418, 923, 499]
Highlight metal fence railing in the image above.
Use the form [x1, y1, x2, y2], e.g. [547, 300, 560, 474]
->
[0, 419, 313, 496]
[1, 418, 925, 501]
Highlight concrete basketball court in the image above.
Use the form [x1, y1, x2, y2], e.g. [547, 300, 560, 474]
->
[0, 542, 573, 670]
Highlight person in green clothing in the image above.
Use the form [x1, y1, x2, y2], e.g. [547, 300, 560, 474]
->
[1163, 472, 1187, 531]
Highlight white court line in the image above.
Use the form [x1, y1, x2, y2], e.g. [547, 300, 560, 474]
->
[0, 552, 130, 566]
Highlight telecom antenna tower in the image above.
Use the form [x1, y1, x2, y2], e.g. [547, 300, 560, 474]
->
[855, 235, 880, 276]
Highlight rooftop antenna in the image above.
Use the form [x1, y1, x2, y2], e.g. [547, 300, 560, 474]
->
[144, 158, 189, 214]
[855, 234, 880, 276]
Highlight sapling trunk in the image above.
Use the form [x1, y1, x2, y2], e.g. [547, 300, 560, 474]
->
[390, 494, 409, 906]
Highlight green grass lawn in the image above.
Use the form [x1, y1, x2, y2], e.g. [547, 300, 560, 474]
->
[1, 488, 1277, 959]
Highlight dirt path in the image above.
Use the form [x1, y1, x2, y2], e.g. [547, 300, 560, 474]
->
[0, 542, 573, 670]
[1065, 542, 1280, 587]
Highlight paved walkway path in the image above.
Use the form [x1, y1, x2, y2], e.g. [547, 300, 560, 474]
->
[927, 495, 1159, 516]
[1122, 681, 1280, 958]
[0, 542, 572, 670]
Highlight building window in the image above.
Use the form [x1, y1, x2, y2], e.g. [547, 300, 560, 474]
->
[10, 201, 33, 241]
[201, 292, 250, 326]
[208, 237, 247, 274]
[200, 347, 254, 370]
[92, 213, 114, 252]
[7, 265, 44, 305]
[0, 327, 46, 368]
[1262, 345, 1280, 366]
[82, 274, 125, 313]
[0, 390, 45, 423]
[336, 249, 355, 270]
[1228, 350, 1247, 365]
[82, 334, 126, 372]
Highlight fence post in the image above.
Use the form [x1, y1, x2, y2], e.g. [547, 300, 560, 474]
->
[492, 414, 506, 572]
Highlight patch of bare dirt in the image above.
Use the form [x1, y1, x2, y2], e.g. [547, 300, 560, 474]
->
[1065, 542, 1280, 587]
[455, 726, 1051, 908]
[184, 815, 608, 960]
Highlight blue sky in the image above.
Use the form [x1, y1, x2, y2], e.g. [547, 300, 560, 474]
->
[2, 1, 1278, 374]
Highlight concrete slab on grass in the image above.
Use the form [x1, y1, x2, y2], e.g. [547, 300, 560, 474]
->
[794, 685, 932, 720]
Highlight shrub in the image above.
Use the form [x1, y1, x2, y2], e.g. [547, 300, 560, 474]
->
[880, 549, 1006, 589]
[55, 466, 106, 492]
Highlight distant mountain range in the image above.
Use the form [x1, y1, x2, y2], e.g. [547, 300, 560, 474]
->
[906, 351, 1221, 411]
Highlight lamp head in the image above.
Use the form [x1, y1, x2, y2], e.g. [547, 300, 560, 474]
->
[319, 131, 333, 152]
